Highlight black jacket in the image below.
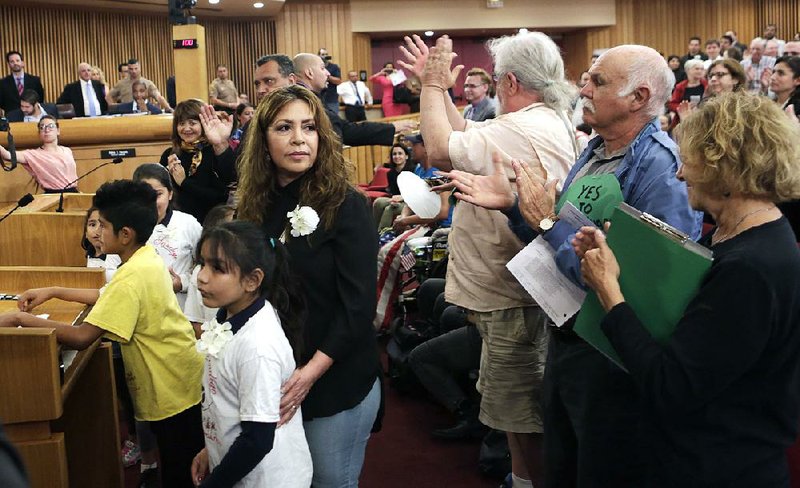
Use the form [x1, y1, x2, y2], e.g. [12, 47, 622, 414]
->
[110, 101, 162, 115]
[262, 178, 381, 420]
[159, 145, 236, 223]
[0, 73, 45, 114]
[5, 103, 59, 122]
[57, 80, 108, 117]
[297, 81, 396, 147]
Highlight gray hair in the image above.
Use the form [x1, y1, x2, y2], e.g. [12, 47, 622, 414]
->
[487, 31, 576, 112]
[256, 54, 294, 77]
[750, 37, 767, 49]
[683, 59, 705, 71]
[602, 45, 675, 119]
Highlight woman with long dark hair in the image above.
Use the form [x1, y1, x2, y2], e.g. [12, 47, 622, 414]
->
[237, 85, 381, 488]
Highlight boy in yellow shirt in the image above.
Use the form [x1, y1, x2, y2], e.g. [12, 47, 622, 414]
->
[0, 180, 204, 488]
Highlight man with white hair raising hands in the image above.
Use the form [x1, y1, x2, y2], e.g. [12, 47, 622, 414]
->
[400, 32, 577, 487]
[443, 45, 701, 487]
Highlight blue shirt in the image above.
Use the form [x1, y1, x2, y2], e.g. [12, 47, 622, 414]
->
[507, 118, 702, 287]
[413, 164, 438, 179]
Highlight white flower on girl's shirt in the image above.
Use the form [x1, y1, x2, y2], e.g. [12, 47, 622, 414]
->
[196, 319, 233, 358]
[287, 205, 320, 238]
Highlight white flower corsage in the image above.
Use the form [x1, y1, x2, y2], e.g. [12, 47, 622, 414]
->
[287, 205, 320, 238]
[196, 319, 233, 358]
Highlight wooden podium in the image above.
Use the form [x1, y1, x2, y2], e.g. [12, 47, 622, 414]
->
[0, 194, 95, 267]
[0, 267, 122, 488]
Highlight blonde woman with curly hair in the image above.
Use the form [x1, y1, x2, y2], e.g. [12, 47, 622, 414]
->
[577, 92, 800, 486]
[237, 84, 381, 488]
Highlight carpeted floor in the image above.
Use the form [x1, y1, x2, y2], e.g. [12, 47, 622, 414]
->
[124, 346, 499, 488]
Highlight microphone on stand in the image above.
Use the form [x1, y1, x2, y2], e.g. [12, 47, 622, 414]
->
[0, 193, 34, 224]
[56, 157, 124, 213]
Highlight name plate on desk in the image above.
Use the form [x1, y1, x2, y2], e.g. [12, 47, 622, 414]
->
[101, 148, 136, 159]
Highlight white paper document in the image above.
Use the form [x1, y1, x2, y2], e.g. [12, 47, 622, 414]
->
[506, 236, 586, 326]
[389, 69, 407, 86]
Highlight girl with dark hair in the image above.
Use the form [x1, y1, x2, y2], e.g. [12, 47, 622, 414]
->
[184, 204, 236, 331]
[237, 84, 381, 487]
[190, 221, 311, 487]
[229, 102, 255, 151]
[133, 163, 202, 310]
[159, 100, 237, 222]
[373, 143, 413, 230]
[82, 206, 121, 282]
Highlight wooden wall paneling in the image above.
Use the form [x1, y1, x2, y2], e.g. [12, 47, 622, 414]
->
[561, 0, 765, 83]
[273, 1, 370, 78]
[757, 0, 799, 43]
[352, 33, 373, 75]
[0, 5, 276, 110]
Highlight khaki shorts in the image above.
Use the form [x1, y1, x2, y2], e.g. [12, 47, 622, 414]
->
[472, 306, 550, 433]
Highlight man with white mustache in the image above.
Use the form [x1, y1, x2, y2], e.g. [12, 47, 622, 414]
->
[443, 44, 702, 487]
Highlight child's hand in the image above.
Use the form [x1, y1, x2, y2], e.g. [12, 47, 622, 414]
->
[191, 448, 209, 486]
[169, 268, 183, 293]
[18, 288, 53, 312]
[0, 312, 20, 328]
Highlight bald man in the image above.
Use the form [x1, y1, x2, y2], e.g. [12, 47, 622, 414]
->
[293, 52, 413, 146]
[57, 62, 107, 117]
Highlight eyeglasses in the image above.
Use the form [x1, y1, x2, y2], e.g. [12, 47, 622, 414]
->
[707, 72, 731, 80]
[463, 83, 484, 89]
[38, 123, 57, 131]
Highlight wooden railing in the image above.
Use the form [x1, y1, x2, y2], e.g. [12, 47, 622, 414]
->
[1, 111, 421, 203]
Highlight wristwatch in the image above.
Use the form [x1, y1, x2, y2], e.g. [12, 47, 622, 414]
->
[539, 215, 559, 233]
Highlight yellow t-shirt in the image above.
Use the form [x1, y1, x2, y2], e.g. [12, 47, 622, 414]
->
[86, 245, 203, 421]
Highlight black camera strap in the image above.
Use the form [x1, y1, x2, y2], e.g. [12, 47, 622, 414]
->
[0, 119, 17, 172]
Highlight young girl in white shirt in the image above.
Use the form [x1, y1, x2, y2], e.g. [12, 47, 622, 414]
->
[190, 221, 312, 487]
[133, 163, 202, 310]
[184, 204, 235, 334]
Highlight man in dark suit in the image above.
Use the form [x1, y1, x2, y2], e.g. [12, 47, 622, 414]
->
[0, 51, 45, 114]
[56, 62, 107, 117]
[108, 80, 162, 115]
[5, 90, 58, 122]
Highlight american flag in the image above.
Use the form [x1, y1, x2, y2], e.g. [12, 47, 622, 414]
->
[399, 250, 416, 271]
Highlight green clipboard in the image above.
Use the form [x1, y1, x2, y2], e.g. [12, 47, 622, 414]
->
[573, 203, 712, 372]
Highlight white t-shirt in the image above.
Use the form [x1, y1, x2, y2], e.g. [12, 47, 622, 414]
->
[87, 254, 122, 283]
[201, 301, 312, 487]
[184, 265, 218, 324]
[147, 210, 202, 310]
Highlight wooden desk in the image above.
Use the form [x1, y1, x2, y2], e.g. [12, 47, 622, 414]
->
[0, 294, 122, 488]
[9, 115, 172, 149]
[0, 210, 86, 266]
